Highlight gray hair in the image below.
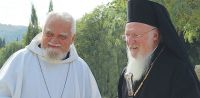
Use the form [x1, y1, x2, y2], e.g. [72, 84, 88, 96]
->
[43, 11, 76, 34]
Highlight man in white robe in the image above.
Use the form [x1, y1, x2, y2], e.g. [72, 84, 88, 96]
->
[0, 11, 101, 98]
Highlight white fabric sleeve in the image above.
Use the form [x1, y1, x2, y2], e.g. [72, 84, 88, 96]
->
[0, 55, 15, 98]
[84, 64, 102, 98]
[0, 50, 24, 98]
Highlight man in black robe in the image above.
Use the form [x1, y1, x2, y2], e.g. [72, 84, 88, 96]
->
[118, 0, 200, 98]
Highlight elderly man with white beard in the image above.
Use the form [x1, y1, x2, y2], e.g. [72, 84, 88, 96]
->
[118, 0, 200, 98]
[0, 11, 101, 98]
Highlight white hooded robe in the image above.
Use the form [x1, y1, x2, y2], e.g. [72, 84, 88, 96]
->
[0, 39, 101, 98]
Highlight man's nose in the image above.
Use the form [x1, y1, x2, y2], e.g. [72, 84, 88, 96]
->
[50, 36, 59, 43]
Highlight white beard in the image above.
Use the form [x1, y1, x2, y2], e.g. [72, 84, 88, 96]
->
[42, 47, 67, 61]
[125, 48, 151, 84]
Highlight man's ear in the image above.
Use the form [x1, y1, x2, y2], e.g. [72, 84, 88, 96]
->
[71, 34, 76, 44]
[153, 30, 159, 41]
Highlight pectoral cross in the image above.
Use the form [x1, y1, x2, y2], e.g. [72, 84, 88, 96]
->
[124, 73, 134, 96]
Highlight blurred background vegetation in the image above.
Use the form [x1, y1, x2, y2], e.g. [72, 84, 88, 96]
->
[0, 0, 200, 98]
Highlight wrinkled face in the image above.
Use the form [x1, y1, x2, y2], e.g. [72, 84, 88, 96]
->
[41, 17, 75, 59]
[124, 22, 159, 58]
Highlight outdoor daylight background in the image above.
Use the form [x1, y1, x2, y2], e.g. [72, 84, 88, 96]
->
[0, 0, 200, 98]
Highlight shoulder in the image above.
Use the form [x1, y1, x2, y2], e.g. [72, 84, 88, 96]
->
[118, 67, 126, 86]
[118, 67, 127, 98]
[5, 48, 33, 63]
[74, 57, 90, 69]
[72, 57, 96, 83]
[72, 57, 92, 74]
[0, 48, 34, 74]
[159, 47, 198, 80]
[119, 67, 126, 79]
[156, 48, 185, 69]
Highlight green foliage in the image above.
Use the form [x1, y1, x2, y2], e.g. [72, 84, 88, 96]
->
[48, 0, 53, 12]
[0, 37, 5, 48]
[25, 4, 41, 45]
[0, 41, 23, 67]
[76, 0, 127, 97]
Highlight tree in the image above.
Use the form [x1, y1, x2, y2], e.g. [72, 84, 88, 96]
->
[24, 4, 40, 45]
[0, 41, 23, 67]
[0, 37, 5, 48]
[48, 0, 53, 12]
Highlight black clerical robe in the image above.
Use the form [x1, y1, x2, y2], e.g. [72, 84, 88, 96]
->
[118, 45, 200, 98]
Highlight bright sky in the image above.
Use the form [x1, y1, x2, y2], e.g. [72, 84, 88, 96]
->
[0, 0, 112, 26]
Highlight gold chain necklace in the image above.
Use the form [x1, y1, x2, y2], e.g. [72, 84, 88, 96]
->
[132, 47, 165, 96]
[36, 56, 70, 98]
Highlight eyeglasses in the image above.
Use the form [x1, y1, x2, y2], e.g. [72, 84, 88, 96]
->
[44, 29, 71, 40]
[122, 28, 157, 41]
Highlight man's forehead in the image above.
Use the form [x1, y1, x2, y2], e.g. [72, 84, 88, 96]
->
[125, 22, 155, 31]
[126, 22, 153, 28]
[44, 28, 70, 35]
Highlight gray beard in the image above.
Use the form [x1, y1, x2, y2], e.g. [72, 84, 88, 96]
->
[125, 48, 151, 83]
